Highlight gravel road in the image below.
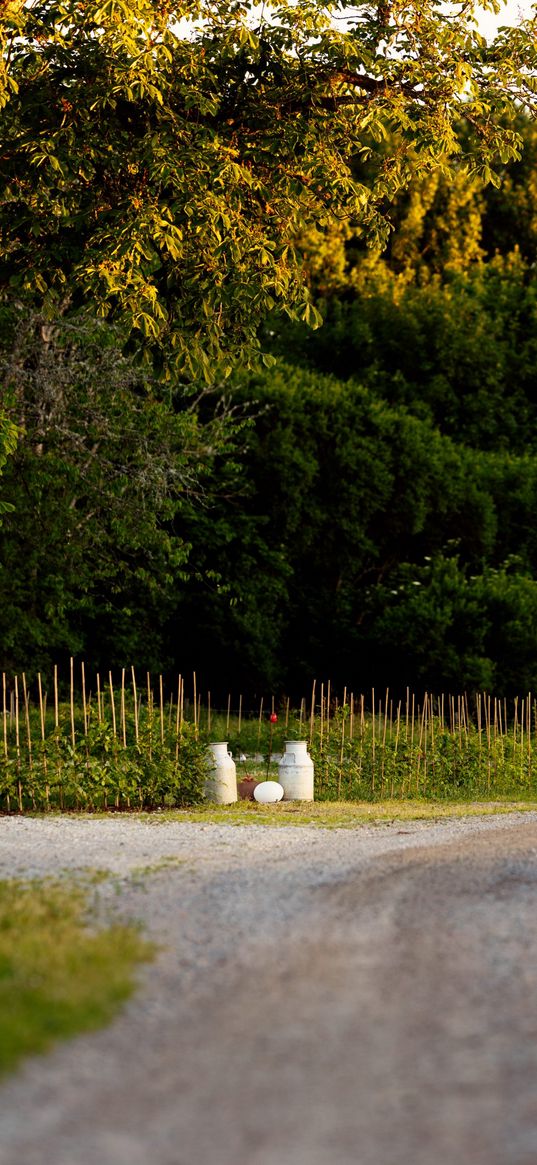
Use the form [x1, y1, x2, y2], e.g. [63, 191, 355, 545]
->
[1, 812, 537, 1165]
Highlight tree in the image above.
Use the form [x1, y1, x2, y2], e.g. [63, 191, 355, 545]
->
[0, 0, 535, 379]
[0, 307, 246, 670]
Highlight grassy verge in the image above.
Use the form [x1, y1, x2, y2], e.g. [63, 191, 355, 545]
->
[143, 798, 537, 829]
[0, 877, 153, 1077]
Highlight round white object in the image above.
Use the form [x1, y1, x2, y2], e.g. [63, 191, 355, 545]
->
[254, 781, 284, 804]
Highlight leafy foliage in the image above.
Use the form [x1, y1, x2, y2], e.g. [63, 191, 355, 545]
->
[0, 308, 247, 670]
[0, 1, 535, 376]
[1, 5, 537, 697]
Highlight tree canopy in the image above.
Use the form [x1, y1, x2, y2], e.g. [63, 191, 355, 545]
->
[0, 0, 536, 381]
[2, 2, 537, 695]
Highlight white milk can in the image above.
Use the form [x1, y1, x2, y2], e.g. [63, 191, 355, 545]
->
[278, 740, 314, 801]
[205, 742, 237, 804]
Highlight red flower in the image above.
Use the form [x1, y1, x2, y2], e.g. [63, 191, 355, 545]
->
[269, 712, 278, 723]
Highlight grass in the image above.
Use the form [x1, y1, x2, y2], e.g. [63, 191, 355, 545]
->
[141, 797, 537, 829]
[0, 876, 154, 1076]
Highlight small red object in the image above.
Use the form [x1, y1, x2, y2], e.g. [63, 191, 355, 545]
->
[269, 712, 278, 723]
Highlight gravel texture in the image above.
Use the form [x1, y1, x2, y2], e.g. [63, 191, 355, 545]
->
[1, 812, 537, 1165]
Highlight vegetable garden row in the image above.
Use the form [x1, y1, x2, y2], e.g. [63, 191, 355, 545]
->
[2, 664, 537, 811]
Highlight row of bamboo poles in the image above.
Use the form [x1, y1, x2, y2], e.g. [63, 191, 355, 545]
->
[1, 662, 537, 811]
[308, 682, 535, 746]
[2, 664, 192, 758]
[1, 664, 535, 753]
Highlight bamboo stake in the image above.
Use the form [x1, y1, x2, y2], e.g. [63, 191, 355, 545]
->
[430, 693, 435, 790]
[14, 675, 22, 812]
[520, 694, 525, 785]
[109, 671, 117, 739]
[353, 694, 362, 789]
[393, 701, 401, 799]
[320, 682, 324, 752]
[192, 672, 198, 734]
[2, 673, 7, 761]
[285, 696, 290, 729]
[70, 657, 76, 749]
[81, 662, 88, 735]
[326, 680, 331, 743]
[179, 674, 184, 733]
[3, 673, 9, 814]
[416, 698, 427, 794]
[338, 699, 345, 799]
[380, 690, 389, 798]
[131, 668, 139, 745]
[146, 672, 153, 761]
[109, 671, 119, 808]
[21, 673, 33, 772]
[159, 675, 165, 746]
[484, 693, 491, 790]
[309, 680, 316, 747]
[477, 693, 482, 762]
[349, 693, 354, 742]
[424, 693, 429, 791]
[96, 673, 102, 723]
[121, 668, 127, 749]
[53, 665, 62, 809]
[54, 664, 59, 732]
[257, 697, 264, 753]
[410, 693, 416, 793]
[485, 694, 492, 793]
[207, 691, 211, 736]
[226, 693, 231, 736]
[528, 692, 532, 785]
[175, 675, 182, 763]
[493, 698, 498, 788]
[22, 674, 35, 810]
[371, 688, 376, 796]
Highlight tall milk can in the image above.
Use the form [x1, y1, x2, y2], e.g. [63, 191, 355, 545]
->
[278, 740, 314, 801]
[205, 742, 237, 804]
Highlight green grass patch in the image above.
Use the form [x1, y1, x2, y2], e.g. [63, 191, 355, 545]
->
[0, 877, 154, 1076]
[143, 798, 537, 829]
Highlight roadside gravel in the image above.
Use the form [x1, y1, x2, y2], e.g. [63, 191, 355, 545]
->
[1, 811, 537, 1165]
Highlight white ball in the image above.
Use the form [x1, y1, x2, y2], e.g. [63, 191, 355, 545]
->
[254, 781, 284, 804]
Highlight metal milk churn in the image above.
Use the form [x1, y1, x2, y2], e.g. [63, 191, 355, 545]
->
[278, 740, 314, 801]
[205, 742, 238, 804]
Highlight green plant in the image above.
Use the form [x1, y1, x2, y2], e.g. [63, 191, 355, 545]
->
[0, 877, 153, 1075]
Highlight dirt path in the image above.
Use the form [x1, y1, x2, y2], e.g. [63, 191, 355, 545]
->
[1, 814, 537, 1164]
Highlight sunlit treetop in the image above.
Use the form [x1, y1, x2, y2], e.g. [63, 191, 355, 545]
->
[0, 0, 535, 379]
